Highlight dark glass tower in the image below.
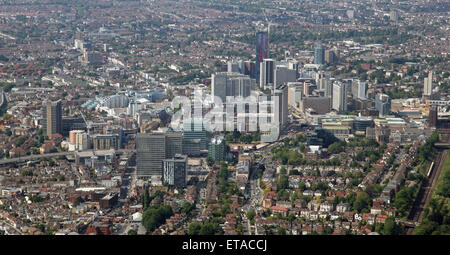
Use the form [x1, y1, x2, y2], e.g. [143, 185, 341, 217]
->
[256, 31, 269, 83]
[314, 43, 325, 65]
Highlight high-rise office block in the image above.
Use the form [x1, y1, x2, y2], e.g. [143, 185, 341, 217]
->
[332, 82, 346, 112]
[256, 31, 269, 83]
[42, 100, 62, 137]
[274, 84, 288, 128]
[352, 79, 366, 100]
[165, 132, 183, 158]
[136, 133, 166, 178]
[212, 72, 252, 102]
[136, 132, 183, 178]
[208, 136, 226, 162]
[260, 59, 275, 89]
[182, 118, 209, 151]
[274, 65, 297, 88]
[287, 82, 303, 108]
[424, 71, 433, 96]
[314, 43, 325, 65]
[375, 93, 391, 116]
[163, 154, 187, 188]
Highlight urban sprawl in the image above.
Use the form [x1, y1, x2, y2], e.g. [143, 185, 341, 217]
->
[0, 0, 449, 236]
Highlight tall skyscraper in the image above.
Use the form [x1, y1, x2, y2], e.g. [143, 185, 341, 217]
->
[136, 132, 183, 178]
[136, 133, 166, 178]
[256, 31, 269, 83]
[375, 93, 391, 116]
[42, 100, 62, 137]
[287, 82, 303, 108]
[314, 43, 325, 65]
[424, 71, 433, 96]
[260, 59, 275, 89]
[332, 81, 346, 112]
[274, 85, 288, 128]
[212, 72, 252, 102]
[163, 154, 187, 188]
[357, 80, 366, 99]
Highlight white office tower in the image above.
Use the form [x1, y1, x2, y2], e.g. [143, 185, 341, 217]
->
[357, 80, 366, 99]
[287, 82, 303, 108]
[332, 81, 346, 113]
[260, 59, 275, 90]
[274, 84, 288, 128]
[274, 65, 297, 88]
[423, 71, 433, 96]
[212, 72, 252, 102]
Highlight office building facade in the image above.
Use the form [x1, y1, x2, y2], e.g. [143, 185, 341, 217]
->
[332, 82, 346, 112]
[274, 65, 297, 88]
[260, 59, 275, 89]
[375, 93, 391, 116]
[314, 43, 325, 65]
[212, 72, 252, 102]
[42, 100, 62, 137]
[274, 85, 288, 128]
[423, 71, 433, 96]
[208, 136, 226, 162]
[163, 154, 187, 188]
[136, 132, 183, 178]
[92, 134, 119, 150]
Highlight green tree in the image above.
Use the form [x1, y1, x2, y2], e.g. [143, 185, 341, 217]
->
[277, 175, 289, 190]
[277, 226, 286, 235]
[382, 216, 398, 235]
[142, 204, 173, 233]
[128, 229, 138, 235]
[188, 222, 202, 235]
[353, 192, 372, 213]
[246, 209, 256, 221]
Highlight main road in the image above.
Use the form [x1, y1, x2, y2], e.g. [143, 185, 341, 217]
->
[0, 149, 135, 165]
